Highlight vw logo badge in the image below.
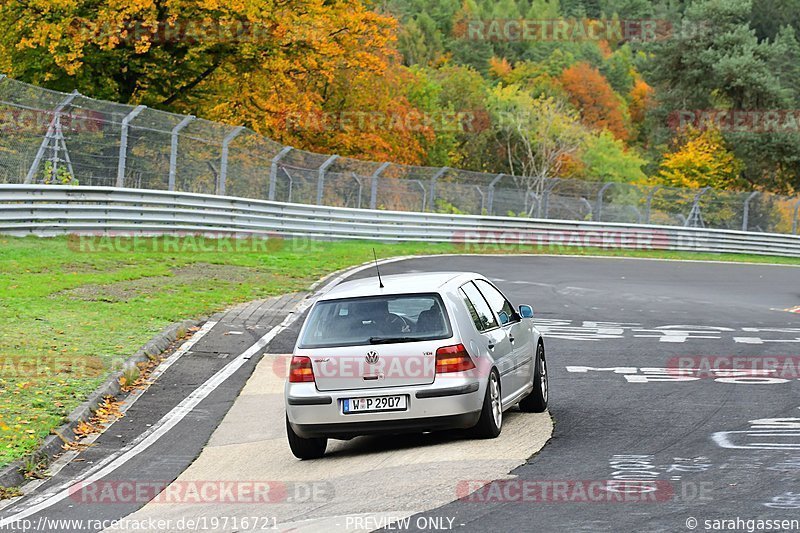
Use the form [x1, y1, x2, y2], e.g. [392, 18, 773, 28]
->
[365, 351, 379, 364]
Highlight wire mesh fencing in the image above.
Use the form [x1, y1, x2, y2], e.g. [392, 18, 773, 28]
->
[1, 75, 798, 234]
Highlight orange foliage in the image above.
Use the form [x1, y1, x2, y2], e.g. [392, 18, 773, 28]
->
[272, 64, 433, 165]
[629, 79, 654, 125]
[154, 2, 409, 160]
[488, 57, 513, 80]
[556, 153, 585, 179]
[559, 62, 629, 141]
[597, 40, 613, 58]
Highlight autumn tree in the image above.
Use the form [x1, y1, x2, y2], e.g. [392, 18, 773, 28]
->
[644, 0, 800, 192]
[560, 62, 630, 141]
[0, 0, 397, 113]
[488, 85, 588, 213]
[657, 127, 744, 190]
[271, 65, 434, 165]
[629, 79, 654, 125]
[1, 1, 463, 165]
[578, 130, 647, 183]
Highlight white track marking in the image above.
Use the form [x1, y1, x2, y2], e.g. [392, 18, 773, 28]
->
[0, 321, 217, 511]
[0, 316, 296, 525]
[140, 321, 218, 386]
[0, 257, 395, 524]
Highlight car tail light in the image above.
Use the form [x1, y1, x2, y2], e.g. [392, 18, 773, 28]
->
[289, 356, 315, 383]
[435, 344, 476, 373]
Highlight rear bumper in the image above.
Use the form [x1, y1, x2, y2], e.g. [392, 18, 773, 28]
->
[415, 382, 479, 398]
[285, 376, 484, 439]
[290, 410, 481, 439]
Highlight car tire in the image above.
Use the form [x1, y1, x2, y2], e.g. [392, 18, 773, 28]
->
[286, 415, 327, 459]
[471, 369, 502, 439]
[519, 342, 548, 413]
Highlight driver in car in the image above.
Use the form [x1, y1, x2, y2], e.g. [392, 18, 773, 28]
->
[350, 300, 409, 335]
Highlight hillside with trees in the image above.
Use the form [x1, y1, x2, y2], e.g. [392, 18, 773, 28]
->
[1, 0, 798, 194]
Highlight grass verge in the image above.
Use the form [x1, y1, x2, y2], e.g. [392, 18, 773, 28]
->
[1, 234, 798, 468]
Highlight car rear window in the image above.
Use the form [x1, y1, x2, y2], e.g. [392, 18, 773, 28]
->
[298, 293, 452, 348]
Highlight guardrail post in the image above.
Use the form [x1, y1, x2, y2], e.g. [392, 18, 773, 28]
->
[168, 115, 195, 191]
[742, 191, 760, 231]
[595, 182, 614, 221]
[316, 154, 339, 205]
[644, 186, 661, 224]
[793, 199, 800, 234]
[429, 167, 449, 212]
[24, 90, 79, 184]
[370, 162, 391, 210]
[116, 105, 146, 188]
[487, 173, 505, 215]
[269, 146, 293, 200]
[218, 126, 244, 195]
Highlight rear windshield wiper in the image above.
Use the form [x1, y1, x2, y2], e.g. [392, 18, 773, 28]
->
[368, 336, 418, 344]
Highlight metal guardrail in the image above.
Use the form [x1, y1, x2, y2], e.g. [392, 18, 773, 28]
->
[2, 76, 800, 235]
[2, 185, 800, 258]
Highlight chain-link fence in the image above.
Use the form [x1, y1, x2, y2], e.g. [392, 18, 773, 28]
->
[1, 75, 798, 234]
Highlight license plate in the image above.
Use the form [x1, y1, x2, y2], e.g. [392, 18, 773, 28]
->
[342, 395, 408, 414]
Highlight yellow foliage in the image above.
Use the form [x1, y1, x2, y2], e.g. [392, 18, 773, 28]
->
[1, 0, 431, 162]
[657, 127, 744, 190]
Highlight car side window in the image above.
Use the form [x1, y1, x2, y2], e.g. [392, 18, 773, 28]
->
[474, 280, 518, 325]
[460, 282, 498, 331]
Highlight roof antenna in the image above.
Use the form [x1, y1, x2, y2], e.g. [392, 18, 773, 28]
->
[372, 248, 384, 289]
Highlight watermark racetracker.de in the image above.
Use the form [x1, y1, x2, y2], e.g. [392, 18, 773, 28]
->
[669, 110, 800, 134]
[0, 108, 104, 135]
[667, 356, 800, 380]
[68, 18, 302, 46]
[457, 18, 673, 42]
[455, 479, 714, 503]
[451, 229, 691, 252]
[67, 233, 324, 254]
[0, 516, 279, 532]
[0, 355, 105, 379]
[68, 480, 333, 504]
[278, 109, 491, 134]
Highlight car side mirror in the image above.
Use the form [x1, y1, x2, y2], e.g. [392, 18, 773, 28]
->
[518, 305, 534, 318]
[497, 311, 510, 325]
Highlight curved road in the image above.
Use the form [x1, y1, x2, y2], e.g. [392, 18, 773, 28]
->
[3, 255, 800, 532]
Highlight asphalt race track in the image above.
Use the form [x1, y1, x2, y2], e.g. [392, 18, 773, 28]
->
[3, 255, 800, 533]
[366, 256, 800, 533]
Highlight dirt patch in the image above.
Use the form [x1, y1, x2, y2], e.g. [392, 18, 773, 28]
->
[53, 263, 276, 303]
[16, 262, 115, 276]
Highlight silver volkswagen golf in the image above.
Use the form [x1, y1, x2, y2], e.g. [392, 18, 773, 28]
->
[284, 271, 548, 459]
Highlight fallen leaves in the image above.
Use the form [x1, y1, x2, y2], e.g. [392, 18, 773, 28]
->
[64, 396, 123, 451]
[0, 486, 22, 500]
